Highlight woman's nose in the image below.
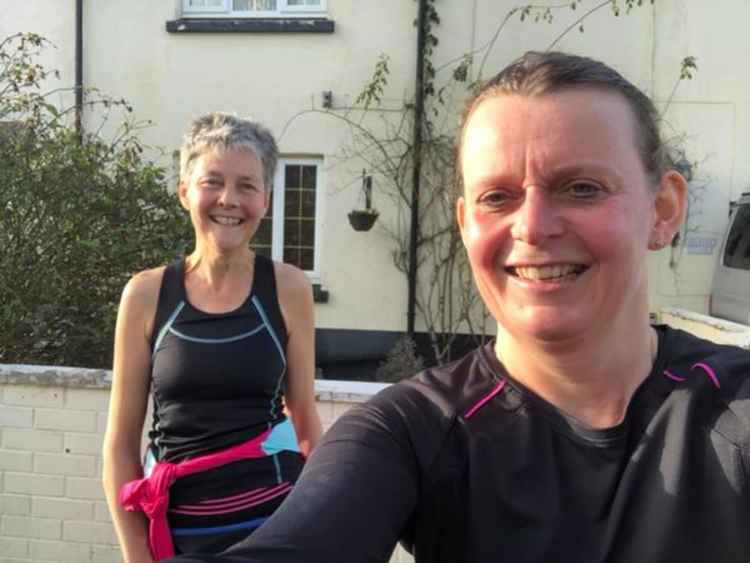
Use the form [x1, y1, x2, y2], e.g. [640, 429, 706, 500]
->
[509, 187, 564, 245]
[217, 185, 238, 207]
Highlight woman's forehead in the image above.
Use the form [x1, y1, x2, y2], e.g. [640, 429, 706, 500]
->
[461, 90, 641, 179]
[188, 147, 264, 184]
[193, 146, 261, 169]
[466, 89, 636, 136]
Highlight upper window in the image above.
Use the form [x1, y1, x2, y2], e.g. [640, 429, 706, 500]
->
[253, 158, 323, 278]
[183, 0, 326, 17]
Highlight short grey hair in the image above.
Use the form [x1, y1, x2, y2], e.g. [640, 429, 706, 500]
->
[180, 112, 278, 192]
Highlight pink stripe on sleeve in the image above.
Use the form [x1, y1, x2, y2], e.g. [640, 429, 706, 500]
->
[663, 369, 686, 382]
[692, 362, 720, 389]
[464, 380, 506, 419]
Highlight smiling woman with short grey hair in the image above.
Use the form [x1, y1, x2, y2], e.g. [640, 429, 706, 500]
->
[103, 112, 322, 561]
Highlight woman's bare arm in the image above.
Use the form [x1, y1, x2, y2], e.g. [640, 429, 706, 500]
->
[275, 262, 322, 457]
[102, 268, 162, 563]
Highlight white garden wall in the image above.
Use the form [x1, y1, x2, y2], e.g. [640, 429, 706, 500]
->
[0, 367, 411, 563]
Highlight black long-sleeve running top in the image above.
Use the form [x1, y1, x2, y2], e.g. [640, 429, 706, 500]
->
[168, 326, 750, 563]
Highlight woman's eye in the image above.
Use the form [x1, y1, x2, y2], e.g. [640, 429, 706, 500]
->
[478, 190, 514, 208]
[201, 178, 222, 189]
[563, 181, 603, 199]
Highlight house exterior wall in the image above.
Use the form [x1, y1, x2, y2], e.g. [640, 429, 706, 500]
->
[0, 366, 413, 563]
[2, 0, 749, 328]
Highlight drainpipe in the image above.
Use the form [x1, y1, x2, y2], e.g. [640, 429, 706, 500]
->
[74, 0, 83, 138]
[407, 0, 427, 337]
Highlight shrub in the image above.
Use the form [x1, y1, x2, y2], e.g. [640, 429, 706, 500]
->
[376, 335, 424, 383]
[0, 33, 190, 367]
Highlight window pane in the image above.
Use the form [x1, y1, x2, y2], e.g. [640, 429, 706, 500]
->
[233, 0, 276, 10]
[285, 190, 301, 218]
[190, 0, 225, 6]
[725, 204, 750, 270]
[301, 190, 316, 217]
[284, 219, 301, 246]
[284, 247, 300, 265]
[299, 249, 314, 271]
[287, 0, 320, 5]
[285, 165, 301, 189]
[300, 218, 315, 245]
[302, 165, 316, 190]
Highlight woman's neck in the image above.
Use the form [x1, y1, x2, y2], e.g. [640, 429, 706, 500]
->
[495, 322, 658, 429]
[186, 245, 254, 289]
[184, 247, 255, 314]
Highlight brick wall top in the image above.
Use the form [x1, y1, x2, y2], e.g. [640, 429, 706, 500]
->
[0, 365, 112, 389]
[0, 364, 390, 402]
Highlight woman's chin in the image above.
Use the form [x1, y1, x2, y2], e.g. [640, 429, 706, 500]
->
[500, 307, 592, 343]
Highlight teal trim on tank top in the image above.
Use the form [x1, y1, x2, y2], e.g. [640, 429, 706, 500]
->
[251, 294, 288, 421]
[167, 324, 265, 344]
[152, 301, 185, 360]
[251, 295, 286, 367]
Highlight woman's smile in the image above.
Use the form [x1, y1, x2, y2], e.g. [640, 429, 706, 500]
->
[209, 214, 245, 226]
[505, 263, 589, 282]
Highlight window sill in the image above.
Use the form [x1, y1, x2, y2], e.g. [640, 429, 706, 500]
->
[166, 18, 334, 33]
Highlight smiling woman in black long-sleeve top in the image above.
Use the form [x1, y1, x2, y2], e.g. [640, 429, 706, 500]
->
[168, 52, 750, 563]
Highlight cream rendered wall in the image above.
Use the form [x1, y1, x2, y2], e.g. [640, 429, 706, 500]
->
[650, 0, 750, 313]
[0, 0, 76, 110]
[80, 0, 420, 332]
[3, 1, 750, 329]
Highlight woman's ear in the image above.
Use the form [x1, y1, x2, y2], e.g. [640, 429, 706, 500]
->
[178, 181, 190, 211]
[649, 169, 688, 250]
[456, 195, 468, 245]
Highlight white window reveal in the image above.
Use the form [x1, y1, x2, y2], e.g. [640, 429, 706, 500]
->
[253, 159, 322, 278]
[183, 0, 326, 17]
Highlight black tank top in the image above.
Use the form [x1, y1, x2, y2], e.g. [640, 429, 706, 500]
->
[148, 254, 289, 462]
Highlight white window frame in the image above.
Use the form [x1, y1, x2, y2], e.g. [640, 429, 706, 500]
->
[183, 0, 327, 18]
[270, 158, 324, 280]
[182, 0, 227, 14]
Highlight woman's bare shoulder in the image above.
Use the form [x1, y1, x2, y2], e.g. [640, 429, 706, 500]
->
[273, 261, 312, 298]
[120, 266, 166, 311]
[272, 261, 313, 329]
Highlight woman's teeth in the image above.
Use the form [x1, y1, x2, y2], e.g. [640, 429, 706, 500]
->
[211, 216, 243, 226]
[510, 264, 586, 281]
